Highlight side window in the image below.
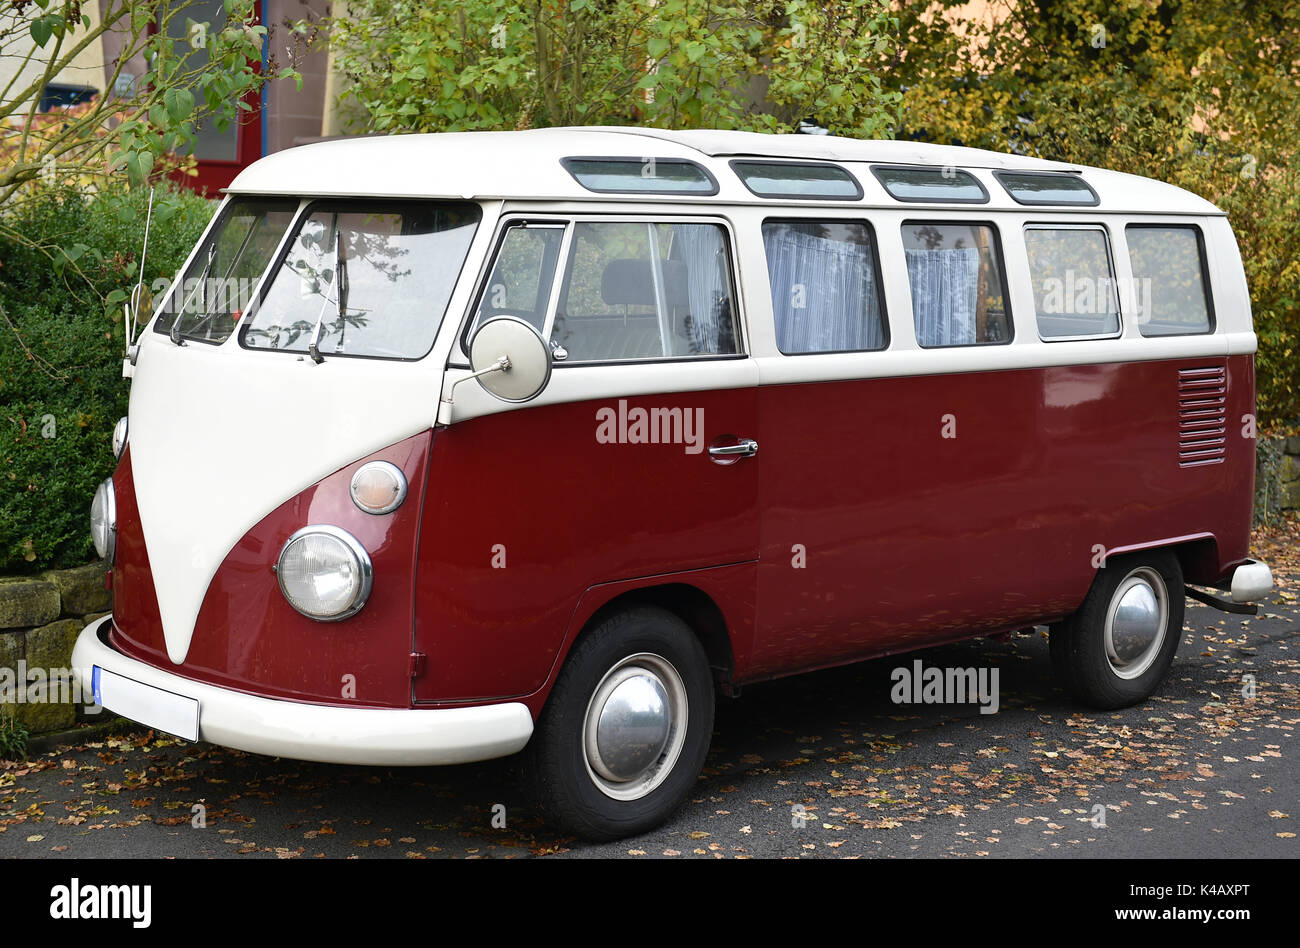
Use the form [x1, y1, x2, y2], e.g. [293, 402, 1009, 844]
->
[902, 221, 1011, 347]
[761, 220, 887, 353]
[471, 222, 565, 335]
[1024, 226, 1120, 339]
[1126, 225, 1213, 336]
[873, 166, 988, 203]
[550, 221, 739, 362]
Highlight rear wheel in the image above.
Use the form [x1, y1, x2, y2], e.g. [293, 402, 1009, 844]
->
[523, 605, 715, 841]
[1050, 551, 1185, 709]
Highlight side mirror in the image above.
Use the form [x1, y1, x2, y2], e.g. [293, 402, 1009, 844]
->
[467, 316, 553, 403]
[129, 282, 154, 330]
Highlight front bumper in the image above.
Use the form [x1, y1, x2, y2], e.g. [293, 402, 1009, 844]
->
[71, 617, 533, 766]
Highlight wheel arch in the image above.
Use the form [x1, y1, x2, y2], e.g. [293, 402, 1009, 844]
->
[527, 570, 748, 719]
[1103, 533, 1218, 586]
[584, 583, 736, 694]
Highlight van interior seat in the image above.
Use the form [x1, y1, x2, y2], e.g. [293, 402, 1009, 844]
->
[554, 258, 690, 361]
[600, 258, 689, 309]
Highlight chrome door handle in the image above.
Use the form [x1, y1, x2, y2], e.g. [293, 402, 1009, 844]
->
[708, 438, 758, 459]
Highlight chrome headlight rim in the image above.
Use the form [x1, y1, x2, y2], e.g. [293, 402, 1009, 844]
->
[274, 524, 373, 622]
[112, 416, 128, 460]
[90, 477, 117, 562]
[349, 460, 408, 516]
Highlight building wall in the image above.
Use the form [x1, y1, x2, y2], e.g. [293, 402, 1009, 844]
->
[0, 3, 108, 111]
[262, 0, 332, 153]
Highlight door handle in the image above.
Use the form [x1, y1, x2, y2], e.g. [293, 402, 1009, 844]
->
[708, 438, 758, 460]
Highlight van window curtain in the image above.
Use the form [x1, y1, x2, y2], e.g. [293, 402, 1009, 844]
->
[906, 247, 980, 346]
[763, 225, 883, 352]
[671, 224, 733, 354]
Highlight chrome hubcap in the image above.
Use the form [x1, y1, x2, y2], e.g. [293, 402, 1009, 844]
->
[583, 653, 687, 801]
[1104, 567, 1169, 680]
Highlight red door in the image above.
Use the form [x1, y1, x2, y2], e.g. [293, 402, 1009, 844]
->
[412, 371, 759, 704]
[412, 214, 760, 704]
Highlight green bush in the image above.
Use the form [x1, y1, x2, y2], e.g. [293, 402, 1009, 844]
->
[1254, 438, 1286, 528]
[0, 184, 215, 573]
[0, 703, 28, 760]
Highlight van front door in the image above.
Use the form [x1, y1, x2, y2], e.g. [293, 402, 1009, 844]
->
[413, 215, 759, 704]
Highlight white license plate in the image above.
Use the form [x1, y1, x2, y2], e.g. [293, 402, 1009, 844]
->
[93, 666, 199, 742]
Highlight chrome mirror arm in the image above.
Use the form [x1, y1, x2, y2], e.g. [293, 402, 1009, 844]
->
[441, 356, 511, 407]
[435, 356, 512, 427]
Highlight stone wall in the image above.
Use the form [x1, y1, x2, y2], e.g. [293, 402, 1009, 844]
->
[1257, 435, 1300, 524]
[0, 561, 110, 734]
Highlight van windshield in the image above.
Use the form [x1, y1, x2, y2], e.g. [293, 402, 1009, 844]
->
[154, 197, 299, 345]
[240, 200, 480, 360]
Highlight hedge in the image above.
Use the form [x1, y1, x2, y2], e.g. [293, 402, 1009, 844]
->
[0, 184, 215, 573]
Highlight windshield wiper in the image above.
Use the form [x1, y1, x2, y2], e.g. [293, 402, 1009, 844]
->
[189, 221, 260, 340]
[308, 228, 346, 364]
[170, 243, 216, 346]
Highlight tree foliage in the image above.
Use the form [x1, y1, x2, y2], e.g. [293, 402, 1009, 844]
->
[0, 1, 302, 226]
[328, 0, 902, 137]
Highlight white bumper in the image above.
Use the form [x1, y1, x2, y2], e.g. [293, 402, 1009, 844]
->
[71, 618, 534, 766]
[1229, 559, 1274, 603]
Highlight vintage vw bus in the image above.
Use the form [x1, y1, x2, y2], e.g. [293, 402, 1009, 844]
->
[73, 127, 1273, 839]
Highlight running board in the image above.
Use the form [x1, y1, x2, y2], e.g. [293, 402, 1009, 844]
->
[1184, 585, 1258, 615]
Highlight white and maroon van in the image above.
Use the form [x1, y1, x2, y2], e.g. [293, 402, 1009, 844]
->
[74, 127, 1273, 839]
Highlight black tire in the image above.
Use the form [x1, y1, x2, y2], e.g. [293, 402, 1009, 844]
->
[522, 605, 715, 841]
[1050, 550, 1185, 709]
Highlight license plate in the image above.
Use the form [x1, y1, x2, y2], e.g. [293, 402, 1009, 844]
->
[92, 666, 199, 742]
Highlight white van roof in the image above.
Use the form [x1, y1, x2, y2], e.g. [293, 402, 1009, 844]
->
[227, 126, 1222, 215]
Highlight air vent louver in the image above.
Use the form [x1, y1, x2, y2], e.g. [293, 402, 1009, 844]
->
[1177, 366, 1227, 467]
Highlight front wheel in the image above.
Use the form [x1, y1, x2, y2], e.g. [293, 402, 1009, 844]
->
[522, 605, 715, 841]
[1050, 551, 1185, 709]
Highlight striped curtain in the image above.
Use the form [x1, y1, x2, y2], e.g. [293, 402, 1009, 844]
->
[670, 224, 734, 354]
[905, 247, 980, 347]
[763, 225, 884, 353]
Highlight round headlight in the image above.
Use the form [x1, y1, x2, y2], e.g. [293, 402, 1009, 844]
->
[90, 478, 116, 561]
[275, 525, 373, 621]
[112, 416, 128, 459]
[350, 461, 407, 515]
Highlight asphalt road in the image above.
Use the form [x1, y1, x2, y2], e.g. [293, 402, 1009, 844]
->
[3, 574, 1296, 859]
